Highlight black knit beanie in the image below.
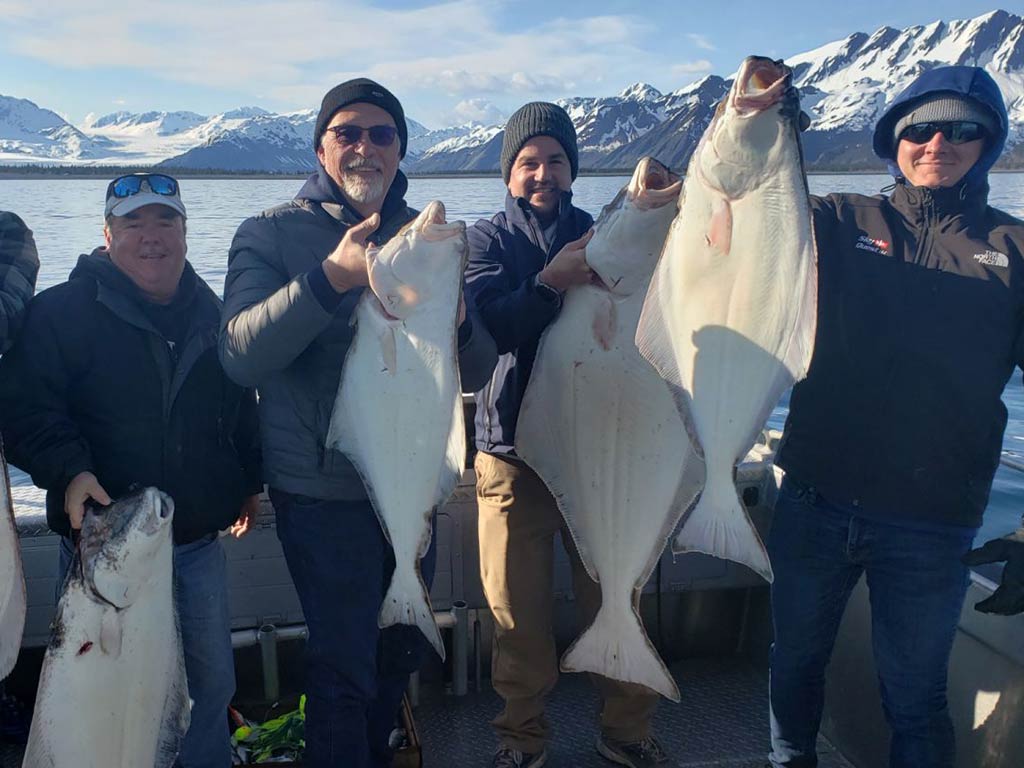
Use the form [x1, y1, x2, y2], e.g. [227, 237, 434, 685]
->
[313, 78, 408, 158]
[500, 102, 579, 183]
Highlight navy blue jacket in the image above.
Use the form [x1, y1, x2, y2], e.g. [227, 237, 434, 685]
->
[777, 66, 1024, 529]
[465, 191, 593, 454]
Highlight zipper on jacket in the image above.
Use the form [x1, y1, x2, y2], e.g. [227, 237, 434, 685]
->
[913, 188, 936, 268]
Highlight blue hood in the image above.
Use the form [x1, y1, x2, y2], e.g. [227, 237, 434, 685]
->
[872, 65, 1008, 186]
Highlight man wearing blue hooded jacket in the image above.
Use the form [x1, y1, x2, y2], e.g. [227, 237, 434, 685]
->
[465, 102, 671, 768]
[768, 66, 1024, 767]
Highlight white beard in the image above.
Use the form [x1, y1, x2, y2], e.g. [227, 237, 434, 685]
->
[340, 170, 386, 204]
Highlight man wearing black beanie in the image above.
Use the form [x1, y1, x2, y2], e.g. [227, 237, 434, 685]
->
[465, 103, 673, 768]
[221, 79, 497, 768]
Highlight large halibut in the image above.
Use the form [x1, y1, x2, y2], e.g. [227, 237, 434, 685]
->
[327, 202, 467, 659]
[637, 56, 817, 583]
[516, 158, 699, 700]
[23, 488, 190, 768]
[0, 448, 24, 679]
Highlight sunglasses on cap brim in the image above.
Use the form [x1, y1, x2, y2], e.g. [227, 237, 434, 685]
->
[106, 173, 180, 200]
[898, 121, 987, 146]
[325, 124, 397, 148]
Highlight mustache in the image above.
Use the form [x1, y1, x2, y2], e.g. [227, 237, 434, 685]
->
[345, 158, 384, 172]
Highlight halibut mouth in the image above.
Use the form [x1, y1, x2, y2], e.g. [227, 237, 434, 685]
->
[733, 56, 792, 114]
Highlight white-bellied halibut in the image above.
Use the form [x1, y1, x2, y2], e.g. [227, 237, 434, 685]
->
[327, 202, 467, 659]
[23, 488, 189, 768]
[0, 448, 24, 679]
[516, 158, 700, 700]
[636, 57, 817, 582]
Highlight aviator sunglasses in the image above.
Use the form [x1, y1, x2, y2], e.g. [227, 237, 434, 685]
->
[107, 173, 180, 199]
[898, 121, 987, 145]
[325, 124, 398, 148]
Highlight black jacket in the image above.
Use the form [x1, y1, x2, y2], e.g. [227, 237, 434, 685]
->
[777, 183, 1024, 528]
[465, 191, 593, 454]
[0, 251, 262, 544]
[777, 65, 1024, 530]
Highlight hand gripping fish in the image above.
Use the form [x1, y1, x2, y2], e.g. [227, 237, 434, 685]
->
[636, 57, 817, 583]
[327, 202, 467, 659]
[516, 158, 701, 700]
[0, 448, 25, 679]
[23, 488, 190, 768]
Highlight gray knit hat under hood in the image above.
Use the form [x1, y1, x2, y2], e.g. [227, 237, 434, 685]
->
[500, 102, 579, 183]
[892, 93, 998, 151]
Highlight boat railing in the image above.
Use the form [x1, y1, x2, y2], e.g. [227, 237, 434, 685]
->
[1000, 454, 1024, 474]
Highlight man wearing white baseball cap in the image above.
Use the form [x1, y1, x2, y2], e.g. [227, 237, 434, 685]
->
[0, 171, 263, 767]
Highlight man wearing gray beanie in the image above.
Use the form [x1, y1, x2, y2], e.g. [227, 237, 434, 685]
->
[220, 79, 497, 768]
[464, 103, 673, 768]
[768, 66, 1024, 768]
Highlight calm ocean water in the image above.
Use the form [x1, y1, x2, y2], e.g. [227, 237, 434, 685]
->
[1, 173, 1023, 543]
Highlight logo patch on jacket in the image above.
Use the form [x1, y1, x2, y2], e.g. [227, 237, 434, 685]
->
[973, 250, 1009, 268]
[855, 234, 890, 256]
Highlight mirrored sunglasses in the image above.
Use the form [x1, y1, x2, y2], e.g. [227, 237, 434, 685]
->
[107, 173, 180, 199]
[898, 121, 987, 146]
[325, 124, 398, 148]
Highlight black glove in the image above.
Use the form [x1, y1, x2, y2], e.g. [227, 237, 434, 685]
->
[962, 528, 1024, 615]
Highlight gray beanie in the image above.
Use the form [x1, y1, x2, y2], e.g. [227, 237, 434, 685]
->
[500, 102, 579, 183]
[893, 93, 997, 149]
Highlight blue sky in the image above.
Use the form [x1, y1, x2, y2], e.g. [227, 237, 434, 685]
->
[0, 1, 1011, 128]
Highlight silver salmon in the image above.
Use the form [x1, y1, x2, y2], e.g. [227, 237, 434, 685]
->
[23, 487, 189, 768]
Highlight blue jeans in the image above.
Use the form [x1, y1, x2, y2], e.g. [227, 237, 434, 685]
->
[767, 477, 975, 768]
[270, 489, 437, 768]
[60, 534, 235, 768]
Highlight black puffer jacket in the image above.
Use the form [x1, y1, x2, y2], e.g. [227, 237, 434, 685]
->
[777, 66, 1024, 528]
[0, 251, 262, 543]
[220, 167, 497, 500]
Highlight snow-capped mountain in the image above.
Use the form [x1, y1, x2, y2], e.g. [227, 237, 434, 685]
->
[0, 95, 113, 163]
[160, 110, 318, 172]
[791, 8, 1024, 168]
[1, 10, 1022, 173]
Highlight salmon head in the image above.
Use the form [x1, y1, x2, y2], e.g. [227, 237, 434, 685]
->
[79, 487, 174, 609]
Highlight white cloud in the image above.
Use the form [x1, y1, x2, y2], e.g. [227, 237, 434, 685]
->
[686, 33, 716, 51]
[448, 98, 505, 125]
[672, 60, 714, 77]
[0, 0, 720, 124]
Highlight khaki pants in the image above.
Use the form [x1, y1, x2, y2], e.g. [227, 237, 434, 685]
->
[475, 450, 658, 753]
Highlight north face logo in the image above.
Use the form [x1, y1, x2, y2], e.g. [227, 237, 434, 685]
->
[973, 250, 1009, 268]
[854, 234, 890, 256]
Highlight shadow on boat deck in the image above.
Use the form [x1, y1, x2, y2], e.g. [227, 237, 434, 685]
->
[414, 657, 853, 767]
[0, 655, 853, 767]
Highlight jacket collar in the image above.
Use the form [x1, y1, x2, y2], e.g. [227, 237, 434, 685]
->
[890, 178, 989, 222]
[504, 189, 578, 253]
[296, 163, 412, 239]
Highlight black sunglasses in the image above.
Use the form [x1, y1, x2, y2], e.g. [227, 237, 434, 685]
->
[107, 173, 179, 199]
[325, 124, 397, 148]
[898, 121, 987, 146]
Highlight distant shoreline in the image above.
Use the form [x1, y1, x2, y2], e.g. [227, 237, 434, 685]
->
[0, 167, 1021, 181]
